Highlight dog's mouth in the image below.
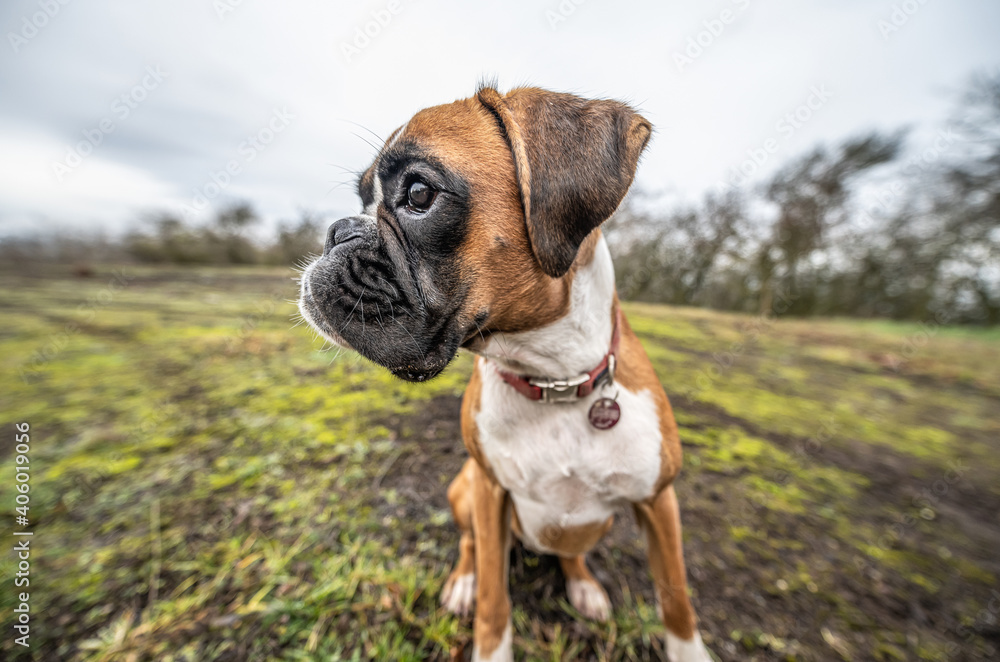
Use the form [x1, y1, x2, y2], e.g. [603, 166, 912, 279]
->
[298, 259, 460, 382]
[297, 270, 349, 348]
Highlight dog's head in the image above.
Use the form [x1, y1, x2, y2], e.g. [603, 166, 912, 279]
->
[298, 86, 651, 381]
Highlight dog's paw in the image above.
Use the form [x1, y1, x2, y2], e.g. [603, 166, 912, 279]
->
[441, 572, 475, 616]
[567, 578, 611, 622]
[472, 622, 513, 662]
[666, 630, 714, 662]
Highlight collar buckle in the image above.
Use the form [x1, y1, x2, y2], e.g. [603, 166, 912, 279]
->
[494, 306, 623, 404]
[529, 373, 590, 404]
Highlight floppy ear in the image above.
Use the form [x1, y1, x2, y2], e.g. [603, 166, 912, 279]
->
[477, 86, 652, 277]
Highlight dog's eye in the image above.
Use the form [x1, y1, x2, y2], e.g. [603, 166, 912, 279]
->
[406, 180, 436, 212]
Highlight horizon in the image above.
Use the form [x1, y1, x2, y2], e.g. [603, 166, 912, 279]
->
[1, 0, 998, 238]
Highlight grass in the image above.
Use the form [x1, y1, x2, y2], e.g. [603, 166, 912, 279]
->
[0, 265, 997, 661]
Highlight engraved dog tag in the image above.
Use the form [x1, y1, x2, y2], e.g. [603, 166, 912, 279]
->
[588, 397, 621, 429]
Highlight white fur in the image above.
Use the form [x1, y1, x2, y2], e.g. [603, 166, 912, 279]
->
[472, 621, 513, 662]
[474, 237, 663, 554]
[665, 631, 714, 662]
[298, 178, 379, 348]
[297, 266, 347, 348]
[479, 237, 615, 377]
[363, 165, 383, 217]
[567, 578, 611, 621]
[360, 122, 403, 217]
[358, 148, 383, 224]
[441, 573, 475, 616]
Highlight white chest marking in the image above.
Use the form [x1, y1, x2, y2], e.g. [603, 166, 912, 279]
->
[476, 362, 662, 552]
[473, 237, 663, 553]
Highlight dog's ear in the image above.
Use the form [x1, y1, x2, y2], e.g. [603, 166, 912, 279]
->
[477, 86, 652, 277]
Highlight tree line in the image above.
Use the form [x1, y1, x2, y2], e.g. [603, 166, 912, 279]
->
[1, 204, 322, 270]
[2, 74, 996, 323]
[605, 73, 999, 324]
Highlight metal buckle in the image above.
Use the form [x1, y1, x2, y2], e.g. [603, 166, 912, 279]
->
[529, 373, 590, 404]
[600, 354, 616, 389]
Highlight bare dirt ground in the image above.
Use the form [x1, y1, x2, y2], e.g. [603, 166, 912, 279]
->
[3, 267, 997, 661]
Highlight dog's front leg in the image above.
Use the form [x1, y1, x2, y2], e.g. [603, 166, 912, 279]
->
[634, 485, 714, 662]
[470, 461, 513, 662]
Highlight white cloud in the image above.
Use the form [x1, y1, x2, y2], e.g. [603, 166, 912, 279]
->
[1, 0, 997, 235]
[0, 128, 179, 234]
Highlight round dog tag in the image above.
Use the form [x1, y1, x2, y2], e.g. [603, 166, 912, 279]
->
[588, 397, 621, 429]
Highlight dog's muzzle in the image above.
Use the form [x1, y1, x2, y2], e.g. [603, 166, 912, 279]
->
[298, 215, 459, 382]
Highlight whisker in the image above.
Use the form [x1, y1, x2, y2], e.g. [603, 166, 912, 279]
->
[327, 162, 363, 176]
[350, 131, 383, 156]
[496, 331, 512, 361]
[393, 317, 426, 361]
[340, 119, 386, 145]
[338, 286, 366, 334]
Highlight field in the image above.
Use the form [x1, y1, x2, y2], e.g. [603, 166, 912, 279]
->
[1, 265, 998, 661]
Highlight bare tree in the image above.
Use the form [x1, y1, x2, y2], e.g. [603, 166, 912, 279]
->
[758, 132, 904, 314]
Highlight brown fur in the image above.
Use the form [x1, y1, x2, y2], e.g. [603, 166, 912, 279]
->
[469, 460, 512, 657]
[558, 555, 602, 585]
[451, 342, 698, 647]
[400, 95, 575, 341]
[459, 357, 496, 482]
[379, 87, 635, 350]
[451, 303, 696, 646]
[477, 87, 651, 277]
[634, 486, 698, 640]
[538, 517, 615, 558]
[444, 459, 477, 599]
[387, 87, 700, 654]
[612, 296, 684, 493]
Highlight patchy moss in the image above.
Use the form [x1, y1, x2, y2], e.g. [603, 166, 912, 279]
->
[0, 268, 996, 661]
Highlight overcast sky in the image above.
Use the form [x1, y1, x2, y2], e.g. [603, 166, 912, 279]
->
[1, 0, 998, 237]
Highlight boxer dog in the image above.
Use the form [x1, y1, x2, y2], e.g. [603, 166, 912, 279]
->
[298, 85, 713, 662]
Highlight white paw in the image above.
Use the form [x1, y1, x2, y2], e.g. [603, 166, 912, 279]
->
[472, 621, 513, 662]
[666, 630, 714, 662]
[567, 578, 611, 622]
[441, 573, 475, 616]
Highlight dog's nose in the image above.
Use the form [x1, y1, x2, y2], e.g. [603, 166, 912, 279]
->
[324, 216, 367, 255]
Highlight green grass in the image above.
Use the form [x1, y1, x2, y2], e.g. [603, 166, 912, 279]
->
[1, 266, 997, 661]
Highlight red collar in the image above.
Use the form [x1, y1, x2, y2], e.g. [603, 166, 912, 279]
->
[493, 307, 622, 403]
